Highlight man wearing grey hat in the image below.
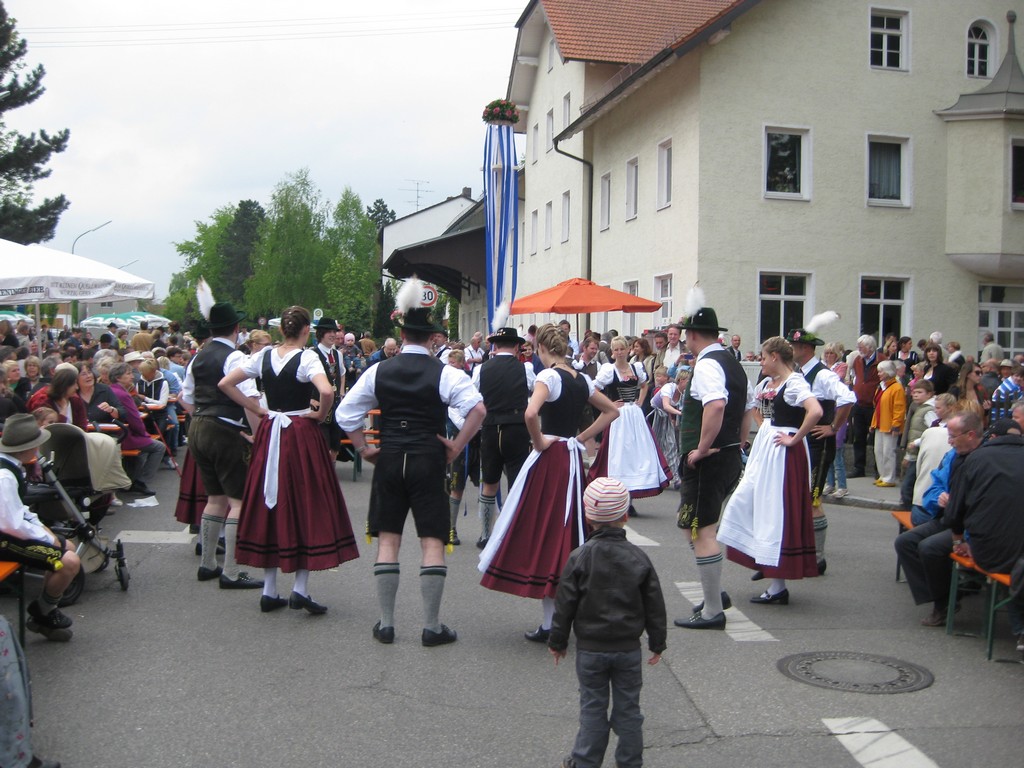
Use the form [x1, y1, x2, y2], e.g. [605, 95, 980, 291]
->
[0, 414, 82, 641]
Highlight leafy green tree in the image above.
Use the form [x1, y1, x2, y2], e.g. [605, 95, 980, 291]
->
[373, 279, 397, 339]
[165, 207, 234, 327]
[365, 198, 396, 230]
[326, 187, 379, 333]
[0, 3, 70, 243]
[220, 199, 264, 307]
[246, 169, 334, 319]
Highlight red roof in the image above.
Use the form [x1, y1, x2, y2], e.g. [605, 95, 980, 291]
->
[542, 0, 740, 65]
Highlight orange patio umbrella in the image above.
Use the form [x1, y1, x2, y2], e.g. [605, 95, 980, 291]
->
[509, 278, 663, 315]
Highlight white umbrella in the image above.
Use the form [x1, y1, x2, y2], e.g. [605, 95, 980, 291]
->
[0, 311, 34, 326]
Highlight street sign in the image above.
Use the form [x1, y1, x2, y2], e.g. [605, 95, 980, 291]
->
[313, 308, 324, 321]
[420, 285, 438, 307]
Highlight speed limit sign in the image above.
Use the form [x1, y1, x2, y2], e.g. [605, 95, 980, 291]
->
[313, 308, 324, 321]
[420, 285, 438, 307]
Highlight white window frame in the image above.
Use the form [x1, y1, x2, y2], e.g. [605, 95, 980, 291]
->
[859, 276, 908, 340]
[546, 110, 554, 152]
[625, 157, 639, 220]
[548, 37, 556, 72]
[599, 173, 611, 231]
[530, 209, 538, 255]
[1012, 139, 1024, 210]
[764, 126, 811, 201]
[544, 201, 552, 250]
[657, 139, 672, 210]
[758, 272, 808, 343]
[562, 93, 571, 130]
[866, 134, 911, 207]
[531, 124, 539, 164]
[967, 21, 995, 78]
[561, 191, 570, 243]
[655, 274, 673, 327]
[869, 9, 909, 72]
[623, 281, 639, 336]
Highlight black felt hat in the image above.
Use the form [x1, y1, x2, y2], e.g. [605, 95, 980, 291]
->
[679, 307, 727, 333]
[488, 327, 525, 346]
[207, 303, 246, 329]
[314, 317, 341, 332]
[396, 307, 445, 335]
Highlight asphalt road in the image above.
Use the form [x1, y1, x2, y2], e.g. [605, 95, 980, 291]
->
[8, 459, 1023, 768]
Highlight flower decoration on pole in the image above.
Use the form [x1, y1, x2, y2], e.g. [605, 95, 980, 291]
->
[482, 98, 520, 331]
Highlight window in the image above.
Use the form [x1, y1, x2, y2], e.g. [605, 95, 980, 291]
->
[530, 209, 538, 254]
[562, 93, 571, 129]
[868, 136, 909, 205]
[599, 173, 611, 231]
[561, 191, 570, 243]
[765, 128, 810, 199]
[979, 285, 1024, 358]
[860, 277, 905, 339]
[655, 274, 673, 326]
[870, 11, 906, 70]
[657, 139, 672, 209]
[967, 24, 992, 78]
[544, 201, 552, 249]
[546, 110, 554, 152]
[759, 273, 806, 342]
[531, 124, 539, 163]
[623, 281, 639, 336]
[1012, 142, 1024, 207]
[625, 158, 639, 220]
[548, 37, 556, 71]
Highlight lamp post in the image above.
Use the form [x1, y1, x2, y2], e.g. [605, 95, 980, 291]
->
[71, 220, 113, 324]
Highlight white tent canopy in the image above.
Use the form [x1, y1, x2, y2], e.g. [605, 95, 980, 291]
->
[0, 238, 155, 303]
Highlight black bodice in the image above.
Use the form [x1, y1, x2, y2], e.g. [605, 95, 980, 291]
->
[261, 351, 312, 412]
[759, 381, 805, 429]
[540, 369, 589, 438]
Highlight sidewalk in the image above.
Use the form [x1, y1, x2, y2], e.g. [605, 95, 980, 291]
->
[824, 473, 904, 510]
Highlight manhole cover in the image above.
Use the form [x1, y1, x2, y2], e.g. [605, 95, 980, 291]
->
[777, 651, 934, 694]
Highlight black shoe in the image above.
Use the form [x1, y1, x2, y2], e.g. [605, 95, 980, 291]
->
[847, 470, 866, 479]
[422, 624, 458, 647]
[26, 603, 73, 642]
[373, 620, 395, 644]
[750, 588, 790, 605]
[524, 625, 550, 643]
[197, 565, 223, 581]
[751, 570, 765, 581]
[817, 559, 827, 575]
[129, 481, 152, 495]
[674, 611, 726, 629]
[476, 536, 489, 550]
[28, 757, 61, 768]
[450, 530, 461, 546]
[260, 595, 288, 613]
[692, 591, 732, 615]
[219, 572, 264, 590]
[289, 591, 327, 614]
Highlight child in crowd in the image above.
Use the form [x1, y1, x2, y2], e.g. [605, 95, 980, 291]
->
[899, 379, 935, 508]
[649, 366, 681, 490]
[548, 477, 667, 768]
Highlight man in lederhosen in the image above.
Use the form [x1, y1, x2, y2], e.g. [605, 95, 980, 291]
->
[181, 289, 263, 590]
[471, 327, 535, 549]
[312, 317, 345, 459]
[337, 285, 485, 647]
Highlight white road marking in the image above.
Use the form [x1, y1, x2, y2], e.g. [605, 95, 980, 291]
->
[116, 530, 194, 545]
[674, 581, 777, 642]
[624, 525, 659, 547]
[823, 717, 939, 768]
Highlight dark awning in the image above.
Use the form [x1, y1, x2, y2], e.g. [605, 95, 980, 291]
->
[382, 226, 485, 301]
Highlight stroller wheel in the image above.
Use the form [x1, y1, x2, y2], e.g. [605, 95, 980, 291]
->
[58, 568, 86, 607]
[115, 562, 130, 591]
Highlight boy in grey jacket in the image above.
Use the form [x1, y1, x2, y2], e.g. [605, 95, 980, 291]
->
[549, 477, 667, 768]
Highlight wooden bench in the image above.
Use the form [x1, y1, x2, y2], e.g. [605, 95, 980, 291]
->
[891, 509, 913, 581]
[946, 552, 1015, 660]
[339, 410, 381, 481]
[0, 561, 26, 646]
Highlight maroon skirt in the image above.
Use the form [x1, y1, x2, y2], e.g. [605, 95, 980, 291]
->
[726, 443, 819, 579]
[236, 416, 359, 572]
[481, 441, 584, 600]
[174, 450, 208, 526]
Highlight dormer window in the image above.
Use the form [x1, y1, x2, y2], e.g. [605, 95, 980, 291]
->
[967, 23, 993, 77]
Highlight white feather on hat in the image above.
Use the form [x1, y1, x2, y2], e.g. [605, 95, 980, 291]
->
[196, 278, 215, 321]
[491, 301, 510, 333]
[805, 310, 840, 335]
[683, 285, 706, 319]
[395, 276, 423, 316]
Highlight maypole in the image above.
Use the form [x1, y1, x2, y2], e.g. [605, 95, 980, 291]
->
[482, 98, 520, 330]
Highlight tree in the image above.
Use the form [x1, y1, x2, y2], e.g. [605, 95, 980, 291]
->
[365, 198, 396, 230]
[165, 207, 234, 327]
[219, 199, 264, 308]
[0, 4, 70, 243]
[373, 279, 397, 339]
[326, 187, 379, 333]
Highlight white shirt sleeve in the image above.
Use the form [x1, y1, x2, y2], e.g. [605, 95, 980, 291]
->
[783, 373, 815, 406]
[335, 363, 380, 433]
[225, 350, 259, 397]
[593, 363, 615, 390]
[440, 365, 484, 418]
[633, 362, 648, 385]
[298, 349, 327, 383]
[690, 356, 728, 405]
[537, 367, 561, 401]
[0, 469, 51, 542]
[525, 363, 536, 391]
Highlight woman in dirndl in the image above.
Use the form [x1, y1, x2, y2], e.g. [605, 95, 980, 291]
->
[479, 323, 618, 642]
[219, 306, 359, 614]
[587, 336, 670, 498]
[717, 336, 822, 605]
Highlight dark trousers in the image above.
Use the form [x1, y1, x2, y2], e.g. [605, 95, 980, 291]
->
[850, 403, 874, 475]
[806, 435, 836, 499]
[571, 648, 644, 768]
[894, 518, 953, 609]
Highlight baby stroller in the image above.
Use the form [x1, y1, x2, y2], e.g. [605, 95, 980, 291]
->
[24, 423, 131, 605]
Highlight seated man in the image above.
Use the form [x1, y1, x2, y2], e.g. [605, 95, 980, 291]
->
[0, 414, 82, 642]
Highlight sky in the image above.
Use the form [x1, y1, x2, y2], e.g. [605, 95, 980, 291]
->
[2, 1, 523, 300]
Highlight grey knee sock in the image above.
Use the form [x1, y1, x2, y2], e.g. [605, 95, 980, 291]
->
[697, 552, 724, 619]
[814, 515, 828, 561]
[420, 565, 447, 632]
[449, 496, 461, 532]
[222, 519, 240, 579]
[199, 513, 225, 571]
[478, 493, 496, 539]
[374, 562, 400, 628]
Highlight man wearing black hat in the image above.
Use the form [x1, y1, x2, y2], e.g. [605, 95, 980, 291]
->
[180, 287, 263, 591]
[337, 285, 485, 647]
[673, 296, 754, 630]
[432, 328, 452, 364]
[312, 318, 345, 459]
[0, 414, 82, 641]
[471, 327, 536, 548]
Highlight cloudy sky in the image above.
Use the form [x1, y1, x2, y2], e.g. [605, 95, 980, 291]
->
[3, 1, 523, 299]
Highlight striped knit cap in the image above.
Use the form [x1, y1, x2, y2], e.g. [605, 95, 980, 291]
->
[583, 477, 630, 523]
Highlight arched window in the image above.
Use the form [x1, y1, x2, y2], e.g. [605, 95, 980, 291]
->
[967, 24, 992, 77]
